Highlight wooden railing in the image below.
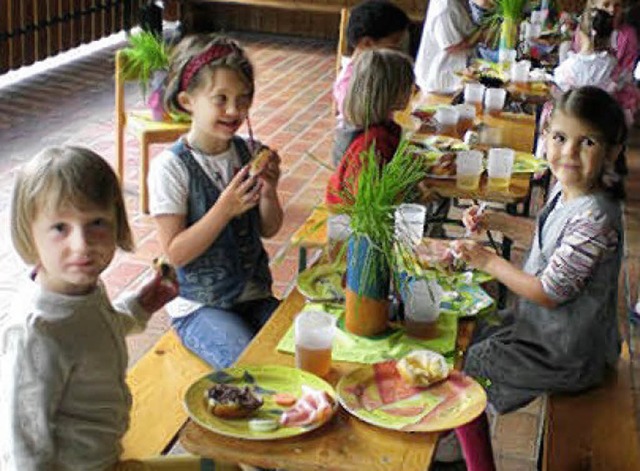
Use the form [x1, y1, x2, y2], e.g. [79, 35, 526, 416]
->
[0, 0, 146, 74]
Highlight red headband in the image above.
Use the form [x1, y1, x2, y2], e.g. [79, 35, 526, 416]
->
[180, 44, 237, 91]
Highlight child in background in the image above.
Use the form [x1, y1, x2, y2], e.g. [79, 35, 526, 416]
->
[554, 8, 617, 92]
[447, 86, 626, 470]
[332, 0, 410, 166]
[148, 34, 283, 369]
[0, 146, 180, 470]
[573, 0, 639, 123]
[326, 49, 415, 206]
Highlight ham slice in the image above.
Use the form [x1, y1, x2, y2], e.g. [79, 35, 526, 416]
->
[279, 386, 334, 427]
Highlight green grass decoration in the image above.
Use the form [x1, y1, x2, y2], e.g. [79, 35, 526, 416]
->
[334, 137, 432, 311]
[121, 31, 170, 97]
[482, 0, 530, 50]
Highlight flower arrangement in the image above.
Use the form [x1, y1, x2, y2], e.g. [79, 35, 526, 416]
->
[334, 138, 431, 336]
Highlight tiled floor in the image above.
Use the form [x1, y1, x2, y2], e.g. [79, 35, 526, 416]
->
[1, 30, 639, 470]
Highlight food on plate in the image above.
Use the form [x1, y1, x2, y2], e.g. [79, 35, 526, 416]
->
[396, 350, 450, 387]
[249, 146, 273, 177]
[152, 256, 177, 283]
[428, 153, 456, 176]
[279, 385, 335, 427]
[248, 418, 279, 433]
[204, 384, 263, 419]
[273, 392, 298, 407]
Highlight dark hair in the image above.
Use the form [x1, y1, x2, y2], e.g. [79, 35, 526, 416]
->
[552, 86, 627, 200]
[163, 34, 254, 114]
[347, 0, 410, 50]
[579, 8, 614, 51]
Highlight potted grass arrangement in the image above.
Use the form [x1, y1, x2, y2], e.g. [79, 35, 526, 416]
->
[336, 139, 430, 337]
[121, 31, 171, 121]
[484, 0, 529, 60]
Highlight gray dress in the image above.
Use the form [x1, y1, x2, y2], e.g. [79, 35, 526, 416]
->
[464, 186, 622, 413]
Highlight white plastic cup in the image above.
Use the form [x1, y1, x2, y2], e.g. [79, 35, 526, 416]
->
[456, 150, 484, 190]
[464, 83, 486, 115]
[487, 148, 515, 191]
[528, 22, 542, 39]
[403, 278, 443, 339]
[530, 10, 542, 25]
[484, 88, 507, 116]
[455, 104, 476, 134]
[327, 214, 352, 241]
[511, 61, 531, 85]
[394, 203, 427, 247]
[434, 106, 460, 136]
[294, 310, 337, 377]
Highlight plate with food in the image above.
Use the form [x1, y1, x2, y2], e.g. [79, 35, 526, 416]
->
[513, 152, 548, 173]
[421, 135, 468, 153]
[297, 262, 346, 301]
[337, 351, 487, 432]
[184, 366, 338, 440]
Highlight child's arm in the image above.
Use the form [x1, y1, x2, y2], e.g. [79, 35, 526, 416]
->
[154, 166, 261, 266]
[453, 240, 558, 308]
[463, 207, 536, 247]
[257, 151, 284, 237]
[2, 326, 67, 469]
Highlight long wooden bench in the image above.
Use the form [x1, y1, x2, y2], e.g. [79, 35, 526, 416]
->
[543, 343, 640, 470]
[122, 328, 212, 459]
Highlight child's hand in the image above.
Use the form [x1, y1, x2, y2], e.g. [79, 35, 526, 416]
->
[219, 166, 262, 218]
[136, 270, 179, 314]
[450, 240, 494, 271]
[462, 205, 486, 234]
[259, 150, 281, 196]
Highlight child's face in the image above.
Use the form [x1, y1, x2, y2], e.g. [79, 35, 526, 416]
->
[179, 67, 252, 152]
[594, 0, 622, 21]
[31, 203, 117, 295]
[545, 111, 614, 196]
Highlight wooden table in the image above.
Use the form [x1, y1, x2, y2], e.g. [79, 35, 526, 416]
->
[180, 288, 476, 470]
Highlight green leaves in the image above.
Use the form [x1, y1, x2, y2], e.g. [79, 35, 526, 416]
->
[121, 31, 170, 97]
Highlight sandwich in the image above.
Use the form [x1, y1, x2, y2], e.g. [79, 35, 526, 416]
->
[204, 384, 263, 419]
[396, 350, 450, 387]
[249, 146, 273, 177]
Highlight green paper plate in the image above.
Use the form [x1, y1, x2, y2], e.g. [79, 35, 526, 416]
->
[337, 362, 487, 432]
[296, 262, 346, 301]
[513, 152, 548, 173]
[184, 366, 337, 440]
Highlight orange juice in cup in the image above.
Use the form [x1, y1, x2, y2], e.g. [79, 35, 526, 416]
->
[435, 106, 460, 137]
[484, 88, 507, 117]
[294, 310, 336, 378]
[487, 147, 515, 191]
[455, 104, 476, 134]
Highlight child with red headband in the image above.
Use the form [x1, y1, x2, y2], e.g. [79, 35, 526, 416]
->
[148, 34, 283, 369]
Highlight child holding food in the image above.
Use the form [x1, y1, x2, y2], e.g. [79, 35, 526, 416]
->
[332, 0, 410, 166]
[148, 34, 283, 369]
[449, 86, 626, 469]
[0, 146, 183, 470]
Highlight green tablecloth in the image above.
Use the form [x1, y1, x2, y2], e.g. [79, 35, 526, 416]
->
[277, 303, 458, 364]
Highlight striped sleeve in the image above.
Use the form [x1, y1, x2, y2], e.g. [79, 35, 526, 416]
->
[540, 209, 619, 303]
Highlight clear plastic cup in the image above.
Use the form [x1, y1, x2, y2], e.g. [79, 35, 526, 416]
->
[487, 147, 515, 191]
[394, 203, 427, 248]
[484, 88, 507, 116]
[528, 22, 542, 39]
[464, 83, 486, 115]
[455, 104, 476, 134]
[530, 10, 542, 24]
[511, 61, 531, 86]
[498, 48, 517, 73]
[434, 106, 460, 137]
[327, 214, 352, 241]
[402, 278, 443, 339]
[456, 150, 484, 190]
[294, 310, 337, 377]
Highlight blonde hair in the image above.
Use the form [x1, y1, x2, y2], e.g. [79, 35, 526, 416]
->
[344, 49, 414, 128]
[11, 146, 134, 264]
[164, 34, 255, 114]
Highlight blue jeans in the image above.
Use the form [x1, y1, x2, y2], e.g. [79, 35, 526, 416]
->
[172, 297, 280, 369]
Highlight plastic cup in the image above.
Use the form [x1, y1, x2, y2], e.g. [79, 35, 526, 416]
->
[434, 106, 460, 137]
[456, 150, 484, 190]
[498, 48, 517, 73]
[484, 88, 507, 116]
[528, 22, 542, 39]
[487, 148, 515, 191]
[402, 278, 443, 339]
[511, 61, 530, 87]
[394, 203, 427, 248]
[464, 83, 486, 115]
[294, 310, 337, 378]
[455, 104, 476, 134]
[530, 10, 542, 24]
[327, 214, 352, 241]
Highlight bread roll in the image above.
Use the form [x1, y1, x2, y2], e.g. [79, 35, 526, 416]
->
[249, 147, 273, 177]
[396, 350, 450, 387]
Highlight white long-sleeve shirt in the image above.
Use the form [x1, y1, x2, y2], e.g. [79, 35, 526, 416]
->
[0, 277, 150, 471]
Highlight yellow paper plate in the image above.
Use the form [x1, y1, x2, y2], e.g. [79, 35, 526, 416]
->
[513, 152, 548, 173]
[184, 366, 337, 440]
[337, 362, 487, 432]
[297, 262, 346, 301]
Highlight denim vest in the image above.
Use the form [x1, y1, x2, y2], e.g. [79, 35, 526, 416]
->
[171, 137, 272, 308]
